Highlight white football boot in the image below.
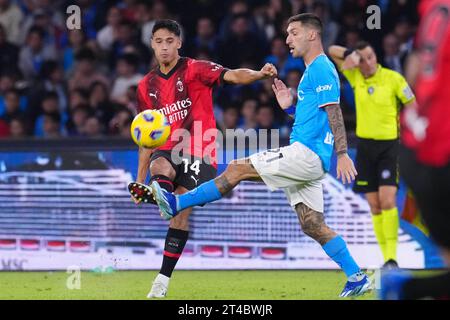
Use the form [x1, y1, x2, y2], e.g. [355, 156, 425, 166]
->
[147, 274, 170, 298]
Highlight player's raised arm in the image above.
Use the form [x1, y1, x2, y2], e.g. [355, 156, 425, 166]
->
[325, 104, 357, 184]
[223, 63, 277, 85]
[328, 45, 360, 70]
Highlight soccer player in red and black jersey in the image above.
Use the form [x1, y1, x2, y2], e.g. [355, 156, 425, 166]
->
[381, 0, 450, 300]
[132, 20, 277, 298]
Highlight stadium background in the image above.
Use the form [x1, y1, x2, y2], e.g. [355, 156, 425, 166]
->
[0, 0, 444, 274]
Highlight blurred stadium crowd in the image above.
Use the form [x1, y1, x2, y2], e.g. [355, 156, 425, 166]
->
[0, 0, 419, 140]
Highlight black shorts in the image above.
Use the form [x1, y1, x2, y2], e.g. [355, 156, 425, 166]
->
[352, 138, 399, 193]
[400, 145, 450, 248]
[150, 150, 217, 191]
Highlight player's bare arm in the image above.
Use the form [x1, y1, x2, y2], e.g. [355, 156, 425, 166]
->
[223, 63, 277, 85]
[325, 104, 357, 184]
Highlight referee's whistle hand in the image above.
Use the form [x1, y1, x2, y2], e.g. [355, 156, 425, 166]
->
[336, 153, 358, 184]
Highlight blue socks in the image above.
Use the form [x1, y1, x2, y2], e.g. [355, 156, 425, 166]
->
[322, 235, 360, 278]
[177, 179, 223, 211]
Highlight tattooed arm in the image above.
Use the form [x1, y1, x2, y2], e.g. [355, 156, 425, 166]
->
[325, 104, 358, 184]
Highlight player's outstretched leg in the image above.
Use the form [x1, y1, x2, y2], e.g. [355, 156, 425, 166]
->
[295, 203, 372, 297]
[151, 158, 261, 220]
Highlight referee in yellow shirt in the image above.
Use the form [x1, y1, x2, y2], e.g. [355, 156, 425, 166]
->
[328, 41, 417, 268]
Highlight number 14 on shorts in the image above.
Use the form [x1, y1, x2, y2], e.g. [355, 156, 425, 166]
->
[182, 159, 200, 175]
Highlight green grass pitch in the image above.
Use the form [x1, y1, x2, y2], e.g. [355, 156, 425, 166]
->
[0, 270, 377, 300]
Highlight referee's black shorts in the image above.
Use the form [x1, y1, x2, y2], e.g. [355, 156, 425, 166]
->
[352, 138, 399, 194]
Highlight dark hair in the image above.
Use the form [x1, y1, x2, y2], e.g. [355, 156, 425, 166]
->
[355, 41, 372, 51]
[72, 104, 92, 116]
[119, 20, 134, 29]
[287, 13, 323, 35]
[28, 26, 45, 38]
[75, 48, 96, 62]
[44, 112, 61, 124]
[257, 104, 272, 111]
[43, 90, 59, 101]
[117, 53, 139, 69]
[40, 60, 60, 78]
[152, 19, 181, 37]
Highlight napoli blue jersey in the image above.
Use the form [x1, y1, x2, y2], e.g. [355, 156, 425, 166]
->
[290, 54, 340, 172]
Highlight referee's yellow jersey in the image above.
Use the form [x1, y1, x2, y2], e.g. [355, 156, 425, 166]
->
[342, 64, 415, 140]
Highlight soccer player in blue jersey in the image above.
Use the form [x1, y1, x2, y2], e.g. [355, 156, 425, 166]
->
[150, 13, 371, 297]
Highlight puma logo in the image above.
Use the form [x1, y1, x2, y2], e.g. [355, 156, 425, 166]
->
[149, 91, 157, 98]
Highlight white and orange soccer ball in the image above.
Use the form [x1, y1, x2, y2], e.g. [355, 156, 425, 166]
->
[130, 110, 171, 148]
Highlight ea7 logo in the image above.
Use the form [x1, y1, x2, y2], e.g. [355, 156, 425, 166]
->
[316, 84, 333, 93]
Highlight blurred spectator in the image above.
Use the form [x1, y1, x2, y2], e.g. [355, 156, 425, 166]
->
[0, 23, 18, 74]
[34, 91, 63, 136]
[68, 88, 89, 111]
[0, 72, 23, 115]
[123, 84, 138, 113]
[97, 6, 122, 51]
[63, 29, 87, 73]
[68, 48, 109, 92]
[1, 89, 22, 122]
[382, 33, 405, 74]
[78, 0, 100, 40]
[264, 0, 293, 37]
[342, 28, 361, 50]
[219, 0, 261, 40]
[0, 0, 24, 45]
[28, 60, 67, 119]
[120, 117, 132, 139]
[336, 8, 363, 46]
[256, 104, 275, 130]
[312, 1, 339, 50]
[111, 53, 143, 103]
[9, 115, 28, 138]
[67, 104, 91, 136]
[19, 6, 64, 48]
[135, 1, 156, 48]
[393, 18, 414, 57]
[42, 112, 62, 138]
[108, 107, 133, 135]
[238, 98, 258, 130]
[187, 17, 219, 58]
[218, 14, 265, 69]
[285, 69, 301, 89]
[84, 116, 103, 137]
[265, 36, 304, 79]
[220, 105, 240, 131]
[18, 26, 57, 80]
[109, 20, 150, 70]
[89, 81, 115, 124]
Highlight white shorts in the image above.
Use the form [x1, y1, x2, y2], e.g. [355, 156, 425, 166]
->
[249, 142, 325, 212]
